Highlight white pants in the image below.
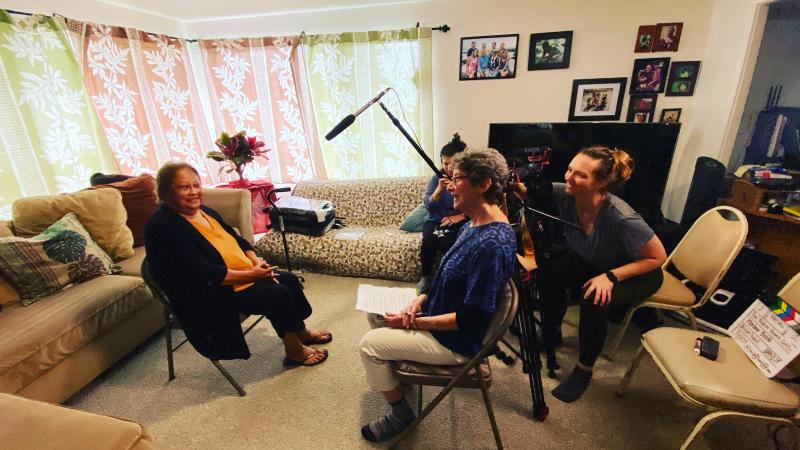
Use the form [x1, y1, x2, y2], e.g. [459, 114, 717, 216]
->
[359, 314, 468, 392]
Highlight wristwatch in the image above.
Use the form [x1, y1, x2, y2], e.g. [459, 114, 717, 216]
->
[605, 270, 619, 284]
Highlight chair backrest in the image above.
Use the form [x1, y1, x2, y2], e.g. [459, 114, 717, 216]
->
[779, 273, 800, 311]
[481, 280, 519, 346]
[140, 258, 173, 313]
[203, 188, 254, 244]
[668, 206, 748, 304]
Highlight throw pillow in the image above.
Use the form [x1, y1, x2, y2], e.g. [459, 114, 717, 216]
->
[0, 213, 119, 305]
[88, 174, 158, 247]
[12, 188, 134, 261]
[399, 204, 427, 232]
[0, 221, 20, 306]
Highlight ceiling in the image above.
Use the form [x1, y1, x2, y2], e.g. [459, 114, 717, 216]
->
[97, 0, 429, 22]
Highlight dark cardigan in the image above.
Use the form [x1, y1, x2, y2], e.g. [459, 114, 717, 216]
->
[144, 205, 254, 360]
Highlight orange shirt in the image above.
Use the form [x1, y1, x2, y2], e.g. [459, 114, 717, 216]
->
[187, 210, 254, 292]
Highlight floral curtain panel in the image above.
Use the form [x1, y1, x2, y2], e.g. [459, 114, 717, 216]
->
[195, 37, 325, 183]
[0, 12, 116, 219]
[63, 20, 218, 185]
[304, 27, 433, 180]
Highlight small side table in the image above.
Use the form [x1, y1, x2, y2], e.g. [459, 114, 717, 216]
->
[215, 179, 276, 234]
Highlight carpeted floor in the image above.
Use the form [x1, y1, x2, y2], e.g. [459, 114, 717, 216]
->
[67, 273, 792, 449]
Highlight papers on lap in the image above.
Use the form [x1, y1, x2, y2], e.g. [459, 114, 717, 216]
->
[356, 284, 417, 315]
[730, 300, 800, 378]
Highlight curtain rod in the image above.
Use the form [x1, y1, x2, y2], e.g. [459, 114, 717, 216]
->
[419, 23, 450, 33]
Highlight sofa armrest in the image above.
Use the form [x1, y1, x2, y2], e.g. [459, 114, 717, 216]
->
[203, 188, 254, 244]
[0, 393, 155, 450]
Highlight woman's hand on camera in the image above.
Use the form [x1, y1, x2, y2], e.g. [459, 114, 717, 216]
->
[582, 274, 614, 305]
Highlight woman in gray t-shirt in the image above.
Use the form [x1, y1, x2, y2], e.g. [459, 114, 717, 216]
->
[542, 146, 667, 403]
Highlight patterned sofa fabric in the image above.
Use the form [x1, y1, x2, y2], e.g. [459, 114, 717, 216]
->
[255, 177, 428, 281]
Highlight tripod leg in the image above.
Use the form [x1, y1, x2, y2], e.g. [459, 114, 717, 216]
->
[515, 277, 548, 421]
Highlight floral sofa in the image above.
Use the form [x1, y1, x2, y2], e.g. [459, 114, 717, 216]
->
[254, 176, 428, 281]
[0, 185, 252, 404]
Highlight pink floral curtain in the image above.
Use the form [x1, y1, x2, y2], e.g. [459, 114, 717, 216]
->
[63, 20, 218, 185]
[197, 37, 325, 183]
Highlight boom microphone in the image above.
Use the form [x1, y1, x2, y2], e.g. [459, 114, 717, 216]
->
[325, 87, 391, 141]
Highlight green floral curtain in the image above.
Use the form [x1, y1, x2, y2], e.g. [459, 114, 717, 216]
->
[0, 12, 115, 219]
[304, 27, 433, 180]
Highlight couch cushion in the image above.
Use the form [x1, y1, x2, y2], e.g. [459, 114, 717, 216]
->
[116, 246, 146, 277]
[0, 213, 119, 304]
[88, 174, 158, 248]
[255, 226, 421, 281]
[643, 327, 800, 416]
[12, 188, 134, 261]
[0, 393, 155, 450]
[0, 275, 154, 394]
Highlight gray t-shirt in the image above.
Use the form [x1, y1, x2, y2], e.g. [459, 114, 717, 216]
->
[552, 183, 654, 271]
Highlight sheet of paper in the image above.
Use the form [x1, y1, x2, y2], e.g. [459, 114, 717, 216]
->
[356, 284, 418, 315]
[730, 300, 800, 378]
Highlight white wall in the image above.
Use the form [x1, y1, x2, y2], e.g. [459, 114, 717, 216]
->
[729, 3, 800, 169]
[1, 0, 183, 35]
[4, 0, 769, 221]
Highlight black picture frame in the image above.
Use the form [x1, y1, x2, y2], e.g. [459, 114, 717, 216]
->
[626, 94, 658, 123]
[630, 57, 670, 94]
[665, 61, 701, 97]
[459, 34, 519, 81]
[528, 31, 573, 70]
[660, 108, 682, 123]
[568, 77, 628, 122]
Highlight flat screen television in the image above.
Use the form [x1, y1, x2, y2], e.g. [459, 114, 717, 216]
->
[488, 122, 681, 225]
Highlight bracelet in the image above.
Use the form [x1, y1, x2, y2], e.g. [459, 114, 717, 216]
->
[605, 270, 619, 284]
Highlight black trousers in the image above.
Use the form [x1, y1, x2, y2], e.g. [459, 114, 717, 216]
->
[230, 271, 311, 338]
[540, 251, 664, 367]
[420, 220, 465, 276]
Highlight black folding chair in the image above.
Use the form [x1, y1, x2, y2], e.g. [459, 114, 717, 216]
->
[141, 258, 265, 396]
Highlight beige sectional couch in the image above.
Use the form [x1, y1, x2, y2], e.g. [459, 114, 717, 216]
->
[254, 176, 427, 281]
[0, 187, 253, 404]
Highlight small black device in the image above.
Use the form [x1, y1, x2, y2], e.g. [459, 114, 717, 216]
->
[694, 336, 720, 361]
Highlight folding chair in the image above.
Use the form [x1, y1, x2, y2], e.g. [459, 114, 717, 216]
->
[606, 206, 748, 360]
[616, 272, 800, 450]
[141, 258, 265, 397]
[389, 280, 518, 450]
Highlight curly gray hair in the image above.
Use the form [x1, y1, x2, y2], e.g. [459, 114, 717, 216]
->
[451, 147, 509, 205]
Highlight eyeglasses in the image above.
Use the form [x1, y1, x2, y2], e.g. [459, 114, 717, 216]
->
[450, 175, 470, 185]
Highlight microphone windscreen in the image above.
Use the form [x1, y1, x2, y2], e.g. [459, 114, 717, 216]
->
[325, 114, 355, 141]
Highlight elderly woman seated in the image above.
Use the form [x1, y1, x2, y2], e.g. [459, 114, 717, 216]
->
[144, 162, 330, 367]
[358, 148, 517, 442]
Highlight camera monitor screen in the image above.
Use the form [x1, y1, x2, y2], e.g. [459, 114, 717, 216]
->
[488, 122, 681, 225]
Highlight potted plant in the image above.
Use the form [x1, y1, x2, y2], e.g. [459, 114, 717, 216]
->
[206, 131, 270, 186]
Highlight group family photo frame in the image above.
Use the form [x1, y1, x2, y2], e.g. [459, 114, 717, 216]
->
[459, 34, 519, 80]
[568, 77, 627, 122]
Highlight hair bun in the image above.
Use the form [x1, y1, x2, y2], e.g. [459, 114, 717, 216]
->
[451, 133, 462, 144]
[611, 148, 634, 183]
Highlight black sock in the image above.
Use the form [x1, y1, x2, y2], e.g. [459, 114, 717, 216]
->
[552, 366, 593, 403]
[361, 397, 415, 442]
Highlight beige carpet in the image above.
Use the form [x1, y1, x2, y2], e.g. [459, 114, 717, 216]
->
[67, 273, 792, 449]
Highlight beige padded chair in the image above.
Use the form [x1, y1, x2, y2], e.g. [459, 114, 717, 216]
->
[616, 272, 800, 450]
[606, 206, 748, 360]
[388, 281, 518, 450]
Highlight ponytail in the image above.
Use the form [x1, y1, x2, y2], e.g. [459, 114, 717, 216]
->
[579, 145, 634, 192]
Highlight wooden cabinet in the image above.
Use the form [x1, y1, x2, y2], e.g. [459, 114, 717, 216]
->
[721, 179, 800, 290]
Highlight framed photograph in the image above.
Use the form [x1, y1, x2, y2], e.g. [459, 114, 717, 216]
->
[626, 94, 658, 123]
[568, 77, 628, 122]
[634, 25, 656, 53]
[660, 108, 682, 123]
[652, 22, 683, 52]
[630, 57, 670, 94]
[665, 61, 701, 96]
[459, 34, 519, 80]
[528, 31, 573, 70]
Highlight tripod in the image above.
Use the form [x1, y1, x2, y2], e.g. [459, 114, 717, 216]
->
[264, 187, 293, 272]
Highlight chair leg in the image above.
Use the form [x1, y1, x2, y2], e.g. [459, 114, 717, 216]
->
[686, 309, 699, 330]
[417, 385, 422, 415]
[606, 304, 639, 361]
[478, 373, 503, 450]
[164, 323, 175, 381]
[211, 360, 246, 397]
[680, 410, 796, 450]
[615, 344, 646, 397]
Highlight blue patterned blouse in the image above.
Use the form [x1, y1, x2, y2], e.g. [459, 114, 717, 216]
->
[423, 221, 516, 357]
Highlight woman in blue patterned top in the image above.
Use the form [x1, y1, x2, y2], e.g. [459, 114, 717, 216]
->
[359, 148, 516, 443]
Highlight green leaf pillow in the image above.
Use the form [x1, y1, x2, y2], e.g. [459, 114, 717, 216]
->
[399, 204, 427, 232]
[0, 212, 119, 305]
